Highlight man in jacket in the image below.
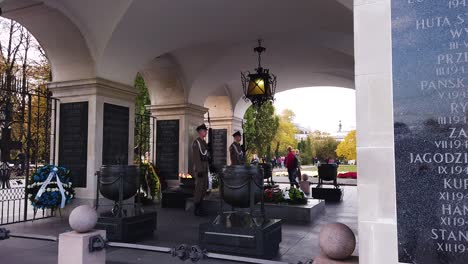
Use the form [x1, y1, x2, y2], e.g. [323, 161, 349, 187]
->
[285, 146, 299, 188]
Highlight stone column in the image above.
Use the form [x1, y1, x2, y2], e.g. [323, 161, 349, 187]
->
[48, 78, 137, 205]
[148, 103, 207, 186]
[354, 0, 397, 263]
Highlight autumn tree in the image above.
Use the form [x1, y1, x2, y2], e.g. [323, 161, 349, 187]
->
[0, 17, 51, 163]
[336, 130, 357, 161]
[271, 109, 298, 156]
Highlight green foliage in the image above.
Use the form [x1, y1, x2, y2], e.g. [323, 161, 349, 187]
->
[243, 102, 279, 159]
[134, 73, 151, 115]
[287, 188, 307, 205]
[296, 137, 314, 165]
[336, 130, 357, 161]
[271, 109, 298, 156]
[134, 73, 152, 161]
[309, 131, 340, 161]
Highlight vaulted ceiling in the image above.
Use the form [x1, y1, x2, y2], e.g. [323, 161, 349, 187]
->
[1, 0, 354, 113]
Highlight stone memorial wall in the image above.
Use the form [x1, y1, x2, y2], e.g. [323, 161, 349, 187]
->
[392, 1, 468, 263]
[102, 103, 130, 165]
[210, 129, 227, 167]
[58, 102, 89, 188]
[156, 120, 179, 180]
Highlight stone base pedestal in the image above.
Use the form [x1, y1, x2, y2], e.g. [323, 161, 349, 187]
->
[96, 211, 157, 242]
[58, 230, 106, 264]
[162, 188, 193, 208]
[199, 218, 282, 259]
[186, 195, 325, 223]
[312, 187, 343, 202]
[313, 254, 359, 264]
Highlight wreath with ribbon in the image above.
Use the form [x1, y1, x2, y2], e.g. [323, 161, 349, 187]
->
[26, 165, 75, 210]
[139, 161, 161, 202]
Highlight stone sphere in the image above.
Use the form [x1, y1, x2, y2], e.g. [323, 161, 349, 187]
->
[319, 223, 356, 260]
[69, 205, 98, 233]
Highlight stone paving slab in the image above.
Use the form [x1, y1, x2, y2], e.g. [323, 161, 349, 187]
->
[0, 186, 358, 264]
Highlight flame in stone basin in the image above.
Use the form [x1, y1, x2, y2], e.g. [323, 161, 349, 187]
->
[179, 173, 192, 179]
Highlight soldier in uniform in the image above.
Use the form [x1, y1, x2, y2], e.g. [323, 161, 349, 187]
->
[192, 124, 209, 216]
[229, 131, 245, 165]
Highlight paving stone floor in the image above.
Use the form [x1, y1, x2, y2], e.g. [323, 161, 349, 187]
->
[0, 186, 357, 264]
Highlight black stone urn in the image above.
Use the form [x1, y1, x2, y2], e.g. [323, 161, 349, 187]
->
[99, 165, 139, 202]
[220, 165, 264, 208]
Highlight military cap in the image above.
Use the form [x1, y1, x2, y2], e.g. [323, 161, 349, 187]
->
[196, 124, 208, 131]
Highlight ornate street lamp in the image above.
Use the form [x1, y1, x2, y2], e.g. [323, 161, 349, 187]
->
[241, 40, 277, 106]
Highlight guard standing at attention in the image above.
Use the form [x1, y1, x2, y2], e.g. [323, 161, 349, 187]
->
[192, 124, 209, 216]
[229, 131, 245, 165]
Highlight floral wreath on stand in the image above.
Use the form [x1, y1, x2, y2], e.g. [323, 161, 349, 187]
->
[26, 165, 75, 217]
[139, 160, 161, 203]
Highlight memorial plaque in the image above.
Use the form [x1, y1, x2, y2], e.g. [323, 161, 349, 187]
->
[102, 103, 129, 165]
[392, 1, 468, 263]
[210, 129, 227, 166]
[156, 120, 179, 180]
[58, 102, 88, 188]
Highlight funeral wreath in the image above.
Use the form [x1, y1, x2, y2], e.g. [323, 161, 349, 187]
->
[27, 165, 75, 210]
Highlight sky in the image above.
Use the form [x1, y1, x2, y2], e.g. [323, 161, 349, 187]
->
[273, 87, 356, 133]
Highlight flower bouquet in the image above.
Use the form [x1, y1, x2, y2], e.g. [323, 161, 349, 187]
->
[264, 188, 284, 204]
[287, 187, 308, 205]
[140, 161, 161, 202]
[27, 165, 75, 211]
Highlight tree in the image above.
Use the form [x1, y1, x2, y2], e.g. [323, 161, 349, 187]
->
[0, 17, 51, 163]
[336, 130, 357, 161]
[271, 109, 298, 156]
[134, 73, 151, 162]
[308, 130, 339, 161]
[243, 102, 279, 160]
[302, 136, 313, 165]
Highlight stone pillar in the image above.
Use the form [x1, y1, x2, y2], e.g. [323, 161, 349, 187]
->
[207, 116, 243, 165]
[58, 230, 106, 264]
[48, 78, 137, 205]
[148, 103, 207, 186]
[354, 0, 397, 263]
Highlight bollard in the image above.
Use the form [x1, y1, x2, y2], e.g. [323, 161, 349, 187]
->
[58, 205, 105, 264]
[58, 230, 106, 264]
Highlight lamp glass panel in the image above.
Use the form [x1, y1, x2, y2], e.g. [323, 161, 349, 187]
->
[247, 78, 265, 96]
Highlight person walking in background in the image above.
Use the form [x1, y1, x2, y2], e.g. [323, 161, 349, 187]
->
[285, 146, 299, 188]
[251, 154, 259, 165]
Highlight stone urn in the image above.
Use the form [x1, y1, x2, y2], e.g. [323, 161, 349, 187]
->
[220, 165, 264, 208]
[99, 165, 139, 202]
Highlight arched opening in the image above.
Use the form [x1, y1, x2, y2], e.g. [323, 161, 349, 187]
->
[0, 16, 58, 223]
[237, 85, 358, 259]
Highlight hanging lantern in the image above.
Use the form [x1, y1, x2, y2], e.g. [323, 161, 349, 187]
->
[241, 40, 277, 106]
